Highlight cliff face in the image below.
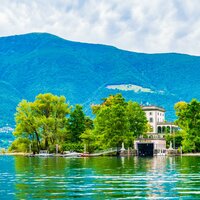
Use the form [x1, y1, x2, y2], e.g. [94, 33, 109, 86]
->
[0, 32, 200, 126]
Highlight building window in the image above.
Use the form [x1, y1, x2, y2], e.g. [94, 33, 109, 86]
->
[149, 112, 152, 115]
[149, 117, 153, 122]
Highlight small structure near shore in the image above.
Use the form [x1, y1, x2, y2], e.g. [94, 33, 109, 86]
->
[134, 105, 178, 156]
[134, 138, 166, 156]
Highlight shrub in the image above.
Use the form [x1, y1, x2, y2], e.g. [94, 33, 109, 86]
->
[61, 143, 83, 152]
[8, 138, 30, 152]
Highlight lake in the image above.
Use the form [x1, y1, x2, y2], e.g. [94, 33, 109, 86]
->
[0, 156, 200, 199]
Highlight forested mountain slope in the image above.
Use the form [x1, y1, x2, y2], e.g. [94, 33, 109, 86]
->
[0, 32, 200, 126]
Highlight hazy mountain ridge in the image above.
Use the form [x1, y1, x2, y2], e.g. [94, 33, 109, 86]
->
[0, 126, 14, 149]
[0, 32, 200, 129]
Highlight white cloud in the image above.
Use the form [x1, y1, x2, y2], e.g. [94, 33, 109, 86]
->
[0, 0, 200, 55]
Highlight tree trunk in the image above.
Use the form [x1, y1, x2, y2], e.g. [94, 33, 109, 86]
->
[34, 131, 40, 153]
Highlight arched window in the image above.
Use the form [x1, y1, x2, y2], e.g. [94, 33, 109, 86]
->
[162, 126, 165, 133]
[157, 126, 162, 133]
[166, 126, 170, 133]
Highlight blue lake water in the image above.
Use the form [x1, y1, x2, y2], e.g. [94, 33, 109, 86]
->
[0, 156, 200, 199]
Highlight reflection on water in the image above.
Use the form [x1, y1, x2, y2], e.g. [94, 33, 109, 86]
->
[0, 156, 200, 199]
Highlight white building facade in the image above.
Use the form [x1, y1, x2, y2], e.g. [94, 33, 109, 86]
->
[134, 105, 178, 156]
[142, 106, 165, 134]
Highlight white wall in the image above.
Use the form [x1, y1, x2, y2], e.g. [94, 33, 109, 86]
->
[145, 110, 165, 133]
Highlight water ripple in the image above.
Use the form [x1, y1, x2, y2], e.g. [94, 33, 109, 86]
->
[0, 156, 200, 199]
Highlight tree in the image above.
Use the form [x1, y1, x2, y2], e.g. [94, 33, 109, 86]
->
[92, 94, 147, 150]
[126, 101, 148, 139]
[84, 116, 94, 130]
[79, 116, 94, 153]
[13, 100, 41, 152]
[175, 99, 200, 152]
[8, 137, 31, 153]
[92, 94, 130, 149]
[68, 104, 86, 143]
[13, 93, 70, 152]
[33, 93, 70, 149]
[165, 131, 183, 149]
[80, 129, 95, 153]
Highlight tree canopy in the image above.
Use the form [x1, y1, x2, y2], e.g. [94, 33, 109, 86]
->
[175, 99, 200, 152]
[12, 93, 70, 153]
[92, 94, 147, 149]
[68, 104, 86, 143]
[126, 101, 148, 139]
[10, 93, 148, 153]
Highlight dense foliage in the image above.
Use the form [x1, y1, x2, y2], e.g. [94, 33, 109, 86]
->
[92, 94, 147, 149]
[9, 93, 95, 153]
[165, 131, 183, 149]
[9, 92, 200, 154]
[10, 93, 70, 153]
[175, 99, 200, 152]
[10, 93, 148, 153]
[68, 105, 86, 143]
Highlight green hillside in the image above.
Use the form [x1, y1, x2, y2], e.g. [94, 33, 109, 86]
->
[0, 32, 200, 127]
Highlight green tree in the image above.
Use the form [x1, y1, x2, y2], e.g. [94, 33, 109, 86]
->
[92, 94, 147, 150]
[84, 116, 94, 130]
[165, 131, 183, 149]
[79, 116, 94, 153]
[68, 104, 86, 143]
[33, 93, 70, 149]
[13, 93, 70, 153]
[126, 101, 148, 139]
[175, 99, 200, 152]
[80, 129, 95, 153]
[8, 137, 30, 152]
[13, 100, 41, 152]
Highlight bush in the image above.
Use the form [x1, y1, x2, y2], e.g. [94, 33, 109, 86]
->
[61, 143, 83, 152]
[0, 148, 6, 154]
[165, 131, 183, 149]
[8, 138, 30, 152]
[48, 144, 56, 153]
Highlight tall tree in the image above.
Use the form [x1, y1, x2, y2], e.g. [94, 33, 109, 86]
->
[12, 93, 70, 152]
[34, 93, 70, 148]
[68, 104, 86, 143]
[92, 94, 148, 150]
[175, 99, 200, 152]
[126, 101, 148, 139]
[92, 94, 128, 149]
[80, 116, 94, 153]
[84, 116, 94, 130]
[13, 100, 41, 152]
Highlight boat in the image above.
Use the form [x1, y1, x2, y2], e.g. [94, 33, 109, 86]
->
[35, 150, 54, 157]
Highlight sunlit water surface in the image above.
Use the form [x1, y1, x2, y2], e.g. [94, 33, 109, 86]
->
[0, 156, 200, 199]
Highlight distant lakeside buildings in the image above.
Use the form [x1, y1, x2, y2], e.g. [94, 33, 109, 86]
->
[134, 105, 178, 156]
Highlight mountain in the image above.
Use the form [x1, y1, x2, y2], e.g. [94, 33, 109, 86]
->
[0, 127, 14, 149]
[0, 32, 200, 128]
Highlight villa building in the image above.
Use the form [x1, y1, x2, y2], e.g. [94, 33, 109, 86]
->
[134, 105, 178, 156]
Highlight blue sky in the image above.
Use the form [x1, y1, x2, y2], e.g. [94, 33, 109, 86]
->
[0, 0, 200, 55]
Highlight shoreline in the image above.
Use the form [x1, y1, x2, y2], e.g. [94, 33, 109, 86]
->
[1, 152, 200, 157]
[181, 153, 200, 156]
[0, 152, 30, 156]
